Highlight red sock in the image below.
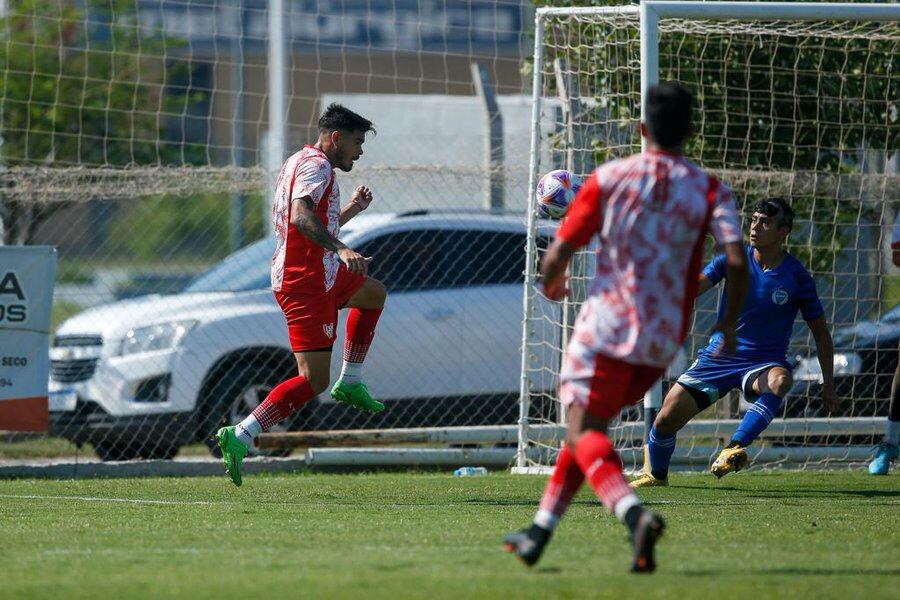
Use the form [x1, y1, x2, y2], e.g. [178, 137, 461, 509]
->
[573, 430, 640, 517]
[536, 445, 584, 526]
[251, 375, 315, 431]
[344, 308, 383, 363]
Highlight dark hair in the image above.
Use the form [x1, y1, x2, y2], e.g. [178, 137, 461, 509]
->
[318, 103, 376, 135]
[754, 197, 795, 230]
[645, 82, 694, 149]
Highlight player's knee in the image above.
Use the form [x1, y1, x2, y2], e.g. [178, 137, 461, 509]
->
[369, 278, 387, 306]
[769, 370, 792, 396]
[306, 373, 330, 395]
[654, 408, 679, 435]
[654, 395, 687, 435]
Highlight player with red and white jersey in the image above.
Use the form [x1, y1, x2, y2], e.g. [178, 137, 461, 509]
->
[216, 104, 388, 487]
[505, 82, 749, 573]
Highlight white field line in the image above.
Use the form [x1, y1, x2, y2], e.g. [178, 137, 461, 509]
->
[0, 494, 217, 506]
[3, 494, 896, 509]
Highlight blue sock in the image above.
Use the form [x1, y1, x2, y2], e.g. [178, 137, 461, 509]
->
[732, 392, 783, 447]
[647, 426, 677, 479]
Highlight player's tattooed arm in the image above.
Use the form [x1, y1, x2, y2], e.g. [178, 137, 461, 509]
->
[290, 196, 372, 275]
[291, 196, 345, 252]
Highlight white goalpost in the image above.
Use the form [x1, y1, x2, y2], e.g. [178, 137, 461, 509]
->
[515, 2, 900, 474]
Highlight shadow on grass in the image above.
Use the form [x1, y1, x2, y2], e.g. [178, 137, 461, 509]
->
[682, 567, 900, 577]
[534, 566, 562, 574]
[701, 486, 900, 499]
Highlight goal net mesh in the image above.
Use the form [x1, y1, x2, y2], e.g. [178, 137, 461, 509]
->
[3, 0, 540, 464]
[518, 9, 899, 473]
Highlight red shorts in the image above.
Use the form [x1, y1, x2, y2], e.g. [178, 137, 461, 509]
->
[559, 353, 664, 419]
[274, 266, 366, 352]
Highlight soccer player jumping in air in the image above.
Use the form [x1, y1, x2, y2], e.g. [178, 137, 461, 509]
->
[504, 82, 748, 573]
[632, 197, 838, 488]
[216, 104, 387, 486]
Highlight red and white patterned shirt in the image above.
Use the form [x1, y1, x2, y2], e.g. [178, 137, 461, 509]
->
[271, 145, 343, 293]
[557, 150, 742, 368]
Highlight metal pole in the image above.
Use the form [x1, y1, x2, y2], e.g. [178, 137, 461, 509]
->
[266, 0, 286, 233]
[640, 1, 663, 456]
[639, 1, 658, 154]
[470, 62, 504, 213]
[646, 1, 900, 21]
[230, 0, 246, 252]
[516, 11, 546, 470]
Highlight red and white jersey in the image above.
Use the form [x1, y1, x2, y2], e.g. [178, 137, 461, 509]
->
[557, 150, 742, 368]
[271, 145, 343, 293]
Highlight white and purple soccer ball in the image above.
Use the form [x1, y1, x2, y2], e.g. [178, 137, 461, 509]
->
[535, 169, 582, 219]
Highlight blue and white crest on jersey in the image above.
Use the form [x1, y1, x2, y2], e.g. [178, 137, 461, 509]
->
[771, 288, 789, 305]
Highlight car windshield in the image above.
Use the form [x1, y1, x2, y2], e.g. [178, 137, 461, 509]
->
[183, 238, 274, 293]
[183, 229, 356, 293]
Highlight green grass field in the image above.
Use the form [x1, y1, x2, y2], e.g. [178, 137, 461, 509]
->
[1, 471, 897, 599]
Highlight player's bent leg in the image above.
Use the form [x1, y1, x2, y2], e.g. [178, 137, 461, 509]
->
[331, 277, 387, 413]
[216, 350, 330, 487]
[634, 384, 705, 487]
[503, 415, 591, 567]
[870, 357, 900, 475]
[568, 405, 665, 573]
[347, 276, 387, 310]
[714, 366, 789, 478]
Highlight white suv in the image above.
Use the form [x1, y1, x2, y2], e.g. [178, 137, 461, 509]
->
[48, 212, 559, 460]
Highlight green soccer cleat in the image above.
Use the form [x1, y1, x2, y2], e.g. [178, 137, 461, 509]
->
[331, 380, 385, 413]
[216, 425, 249, 487]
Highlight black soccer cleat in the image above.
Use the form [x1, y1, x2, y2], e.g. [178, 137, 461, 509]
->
[503, 525, 552, 567]
[630, 510, 665, 573]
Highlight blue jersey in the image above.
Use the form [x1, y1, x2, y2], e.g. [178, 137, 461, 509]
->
[702, 246, 824, 362]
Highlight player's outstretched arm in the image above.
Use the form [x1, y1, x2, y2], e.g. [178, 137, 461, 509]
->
[542, 171, 601, 300]
[290, 195, 370, 275]
[340, 185, 373, 226]
[711, 241, 748, 354]
[540, 239, 575, 301]
[807, 316, 838, 414]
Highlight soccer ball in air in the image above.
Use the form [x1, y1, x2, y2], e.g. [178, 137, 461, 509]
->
[535, 169, 582, 219]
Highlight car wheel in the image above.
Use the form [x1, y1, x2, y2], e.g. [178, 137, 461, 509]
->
[141, 442, 181, 460]
[201, 363, 316, 458]
[94, 439, 142, 462]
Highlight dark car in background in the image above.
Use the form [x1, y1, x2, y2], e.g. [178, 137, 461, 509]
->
[787, 305, 899, 418]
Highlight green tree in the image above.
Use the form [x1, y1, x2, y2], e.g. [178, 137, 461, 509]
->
[108, 192, 266, 264]
[532, 1, 897, 281]
[0, 0, 205, 243]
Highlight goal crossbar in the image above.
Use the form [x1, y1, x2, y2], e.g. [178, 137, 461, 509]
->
[536, 2, 900, 21]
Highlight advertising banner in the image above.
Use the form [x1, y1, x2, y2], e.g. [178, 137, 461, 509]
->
[0, 246, 57, 431]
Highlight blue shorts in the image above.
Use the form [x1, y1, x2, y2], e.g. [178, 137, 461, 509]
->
[676, 352, 791, 410]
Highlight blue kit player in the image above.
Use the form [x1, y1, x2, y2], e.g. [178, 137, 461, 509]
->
[632, 198, 838, 486]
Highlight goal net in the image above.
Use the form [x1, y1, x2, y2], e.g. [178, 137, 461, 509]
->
[517, 3, 900, 473]
[3, 0, 540, 465]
